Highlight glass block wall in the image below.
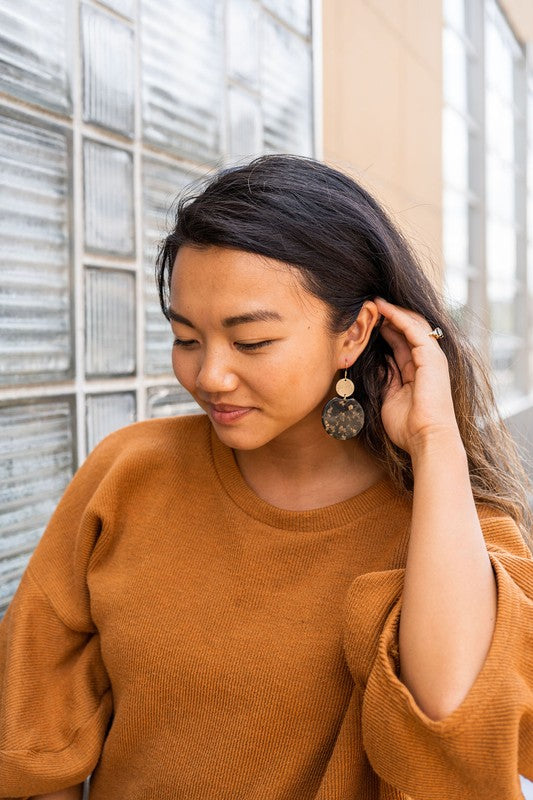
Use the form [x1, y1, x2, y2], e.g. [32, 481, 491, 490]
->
[484, 0, 528, 400]
[442, 0, 532, 404]
[0, 0, 316, 615]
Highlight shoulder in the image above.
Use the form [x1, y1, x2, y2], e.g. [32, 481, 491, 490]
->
[88, 412, 210, 459]
[475, 501, 532, 559]
[81, 412, 212, 484]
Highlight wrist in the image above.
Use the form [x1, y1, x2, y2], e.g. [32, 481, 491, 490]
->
[409, 427, 466, 469]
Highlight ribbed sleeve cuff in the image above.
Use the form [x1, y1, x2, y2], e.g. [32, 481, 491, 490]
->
[0, 689, 111, 796]
[360, 551, 526, 800]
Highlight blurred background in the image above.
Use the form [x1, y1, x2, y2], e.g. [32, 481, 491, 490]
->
[0, 3, 532, 789]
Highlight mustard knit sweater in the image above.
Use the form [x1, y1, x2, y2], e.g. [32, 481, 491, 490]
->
[0, 414, 531, 800]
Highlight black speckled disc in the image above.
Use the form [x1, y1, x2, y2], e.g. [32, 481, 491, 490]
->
[321, 396, 365, 440]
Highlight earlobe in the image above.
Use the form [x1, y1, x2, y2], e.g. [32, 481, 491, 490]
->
[338, 337, 360, 371]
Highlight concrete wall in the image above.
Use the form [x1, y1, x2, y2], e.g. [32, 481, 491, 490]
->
[321, 0, 444, 285]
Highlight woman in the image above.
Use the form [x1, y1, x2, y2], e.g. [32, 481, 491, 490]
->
[1, 154, 532, 800]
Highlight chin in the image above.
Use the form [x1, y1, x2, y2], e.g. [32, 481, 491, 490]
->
[210, 425, 267, 450]
[208, 415, 282, 450]
[211, 413, 314, 451]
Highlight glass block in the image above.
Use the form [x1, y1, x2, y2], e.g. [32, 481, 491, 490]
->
[485, 92, 514, 164]
[141, 0, 224, 164]
[489, 329, 520, 400]
[86, 392, 136, 452]
[227, 86, 262, 162]
[84, 139, 134, 255]
[146, 384, 204, 418]
[0, 0, 71, 115]
[528, 141, 533, 195]
[443, 188, 469, 269]
[444, 268, 469, 310]
[442, 106, 468, 191]
[85, 267, 136, 377]
[82, 4, 135, 137]
[0, 108, 72, 385]
[98, 0, 136, 17]
[486, 0, 523, 60]
[227, 0, 260, 88]
[486, 155, 515, 223]
[528, 79, 533, 147]
[0, 397, 75, 617]
[143, 155, 200, 375]
[443, 0, 465, 32]
[263, 0, 310, 37]
[529, 176, 533, 231]
[443, 28, 467, 112]
[486, 220, 516, 285]
[261, 13, 313, 155]
[485, 15, 514, 102]
[487, 284, 518, 334]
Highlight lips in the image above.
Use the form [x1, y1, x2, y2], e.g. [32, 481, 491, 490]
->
[210, 403, 252, 412]
[208, 404, 255, 425]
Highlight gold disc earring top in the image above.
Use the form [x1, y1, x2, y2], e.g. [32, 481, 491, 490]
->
[336, 365, 354, 399]
[336, 377, 355, 398]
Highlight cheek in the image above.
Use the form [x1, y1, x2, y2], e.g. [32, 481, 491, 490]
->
[171, 350, 196, 390]
[170, 341, 333, 406]
[259, 347, 333, 403]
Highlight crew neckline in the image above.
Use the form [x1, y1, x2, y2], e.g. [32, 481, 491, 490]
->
[208, 420, 399, 531]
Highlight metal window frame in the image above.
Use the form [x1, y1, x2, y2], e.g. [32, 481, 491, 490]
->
[442, 0, 487, 345]
[443, 0, 533, 413]
[484, 0, 530, 408]
[466, 0, 489, 354]
[513, 34, 529, 395]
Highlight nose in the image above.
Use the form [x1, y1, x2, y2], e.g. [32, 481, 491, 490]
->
[195, 349, 239, 395]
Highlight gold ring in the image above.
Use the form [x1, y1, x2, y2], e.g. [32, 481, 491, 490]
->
[428, 327, 444, 339]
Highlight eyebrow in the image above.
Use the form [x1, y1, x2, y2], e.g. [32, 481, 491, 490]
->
[167, 307, 284, 328]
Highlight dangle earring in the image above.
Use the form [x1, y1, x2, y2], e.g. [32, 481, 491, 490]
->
[321, 359, 365, 440]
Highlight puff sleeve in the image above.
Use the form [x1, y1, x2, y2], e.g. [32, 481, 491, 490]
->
[342, 509, 533, 800]
[0, 434, 120, 799]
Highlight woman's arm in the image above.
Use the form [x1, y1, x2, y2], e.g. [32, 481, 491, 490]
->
[398, 429, 497, 720]
[373, 296, 498, 722]
[29, 785, 84, 800]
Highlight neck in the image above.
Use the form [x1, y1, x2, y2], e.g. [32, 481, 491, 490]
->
[232, 407, 387, 510]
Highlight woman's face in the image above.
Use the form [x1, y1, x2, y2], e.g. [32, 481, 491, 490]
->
[169, 244, 374, 450]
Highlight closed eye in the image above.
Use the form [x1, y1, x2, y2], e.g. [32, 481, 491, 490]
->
[172, 338, 274, 351]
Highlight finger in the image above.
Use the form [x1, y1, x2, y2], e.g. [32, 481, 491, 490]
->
[379, 322, 416, 379]
[374, 297, 434, 347]
[385, 354, 404, 391]
[375, 296, 430, 326]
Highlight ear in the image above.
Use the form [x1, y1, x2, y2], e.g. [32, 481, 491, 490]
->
[337, 301, 380, 369]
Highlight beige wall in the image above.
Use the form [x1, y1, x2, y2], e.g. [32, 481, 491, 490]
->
[321, 0, 444, 284]
[499, 0, 533, 42]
